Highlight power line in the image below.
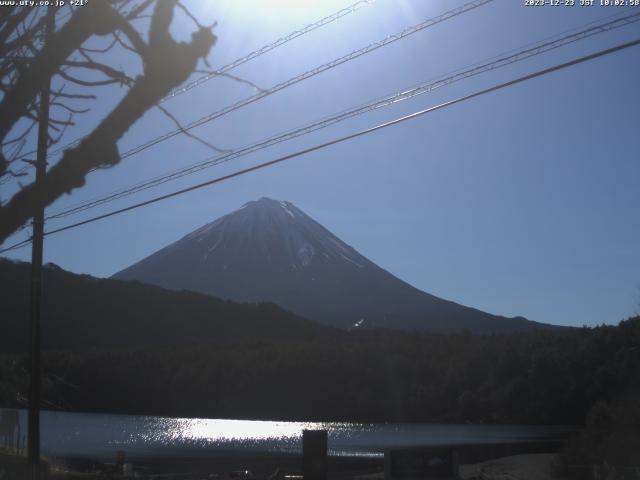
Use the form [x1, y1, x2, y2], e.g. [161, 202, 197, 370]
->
[2, 36, 638, 255]
[4, 0, 494, 198]
[114, 0, 493, 161]
[161, 0, 376, 102]
[43, 9, 640, 222]
[0, 237, 32, 253]
[25, 0, 493, 170]
[0, 0, 377, 183]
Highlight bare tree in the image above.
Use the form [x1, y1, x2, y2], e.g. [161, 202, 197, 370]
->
[0, 0, 216, 244]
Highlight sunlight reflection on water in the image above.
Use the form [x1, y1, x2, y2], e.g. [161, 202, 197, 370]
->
[7, 409, 574, 460]
[131, 417, 368, 455]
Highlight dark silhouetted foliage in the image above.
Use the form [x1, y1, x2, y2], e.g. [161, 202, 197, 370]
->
[1, 258, 639, 425]
[557, 392, 640, 479]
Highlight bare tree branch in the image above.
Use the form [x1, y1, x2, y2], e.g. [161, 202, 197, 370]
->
[50, 101, 90, 115]
[156, 104, 230, 154]
[50, 89, 97, 100]
[56, 68, 129, 88]
[0, 2, 123, 143]
[125, 0, 156, 20]
[0, 0, 216, 243]
[61, 60, 134, 86]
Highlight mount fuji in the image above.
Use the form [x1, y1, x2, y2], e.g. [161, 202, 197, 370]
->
[113, 197, 549, 333]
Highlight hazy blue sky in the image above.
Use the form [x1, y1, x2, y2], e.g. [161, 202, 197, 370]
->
[2, 0, 639, 327]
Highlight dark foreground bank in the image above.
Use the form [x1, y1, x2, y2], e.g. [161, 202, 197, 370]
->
[3, 450, 383, 480]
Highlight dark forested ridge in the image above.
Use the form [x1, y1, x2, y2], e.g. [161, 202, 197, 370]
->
[1, 257, 638, 426]
[1, 321, 639, 424]
[0, 258, 339, 353]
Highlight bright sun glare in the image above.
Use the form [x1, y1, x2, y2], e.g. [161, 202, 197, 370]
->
[204, 0, 356, 25]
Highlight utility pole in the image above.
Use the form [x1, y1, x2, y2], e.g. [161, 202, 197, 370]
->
[28, 7, 54, 476]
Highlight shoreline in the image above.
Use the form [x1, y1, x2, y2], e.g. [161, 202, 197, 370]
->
[3, 450, 563, 480]
[47, 451, 384, 479]
[4, 444, 567, 480]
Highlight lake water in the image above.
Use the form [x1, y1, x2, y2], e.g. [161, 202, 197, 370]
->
[7, 409, 574, 461]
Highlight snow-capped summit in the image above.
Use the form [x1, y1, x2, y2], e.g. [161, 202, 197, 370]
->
[113, 198, 547, 333]
[173, 197, 365, 272]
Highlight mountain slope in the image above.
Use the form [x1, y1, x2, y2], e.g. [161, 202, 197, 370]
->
[113, 198, 550, 333]
[0, 258, 338, 353]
